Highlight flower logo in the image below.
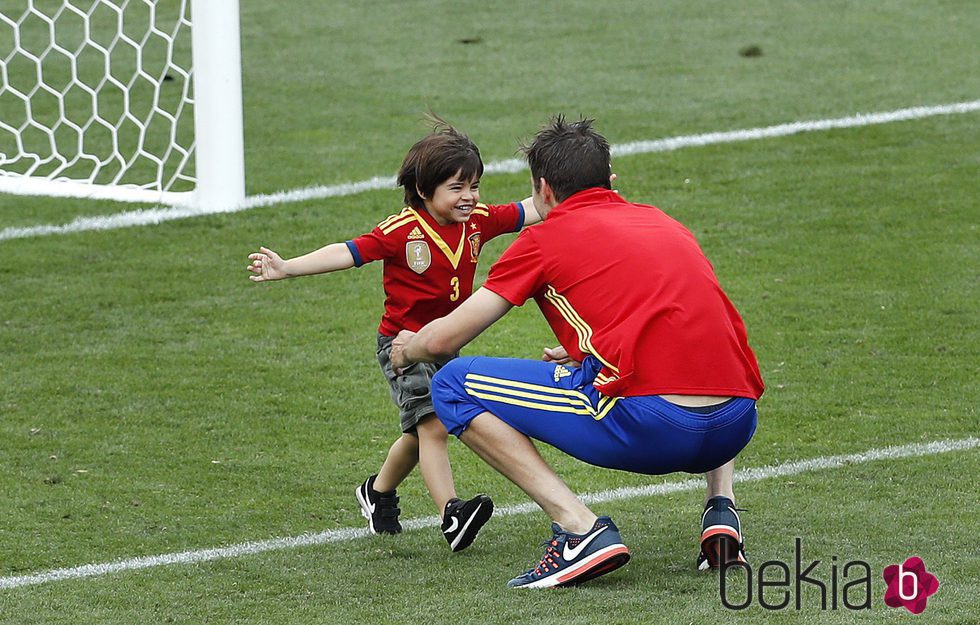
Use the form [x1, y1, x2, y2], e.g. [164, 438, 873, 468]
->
[883, 557, 939, 614]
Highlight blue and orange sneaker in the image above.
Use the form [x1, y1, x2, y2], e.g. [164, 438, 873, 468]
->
[507, 517, 630, 588]
[697, 496, 747, 571]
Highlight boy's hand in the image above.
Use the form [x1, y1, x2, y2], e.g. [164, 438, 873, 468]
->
[542, 345, 580, 367]
[247, 247, 287, 282]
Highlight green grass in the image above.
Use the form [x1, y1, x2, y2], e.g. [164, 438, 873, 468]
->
[2, 454, 978, 624]
[4, 0, 979, 219]
[1, 0, 978, 623]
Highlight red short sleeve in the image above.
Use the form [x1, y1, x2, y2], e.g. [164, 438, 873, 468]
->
[347, 227, 399, 265]
[479, 201, 524, 242]
[482, 230, 544, 306]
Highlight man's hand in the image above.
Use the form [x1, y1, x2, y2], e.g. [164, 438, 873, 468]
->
[390, 330, 417, 372]
[542, 345, 580, 367]
[247, 247, 288, 282]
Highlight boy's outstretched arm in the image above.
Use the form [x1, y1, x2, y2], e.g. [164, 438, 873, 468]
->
[247, 243, 355, 282]
[519, 197, 542, 226]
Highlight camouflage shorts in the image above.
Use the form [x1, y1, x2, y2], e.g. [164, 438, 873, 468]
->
[376, 333, 455, 432]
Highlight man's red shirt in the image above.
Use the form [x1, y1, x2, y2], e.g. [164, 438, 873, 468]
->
[482, 188, 764, 399]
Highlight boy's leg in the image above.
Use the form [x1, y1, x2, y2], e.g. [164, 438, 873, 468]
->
[374, 432, 419, 493]
[357, 436, 415, 535]
[697, 403, 755, 569]
[361, 334, 417, 534]
[417, 413, 494, 552]
[415, 415, 455, 511]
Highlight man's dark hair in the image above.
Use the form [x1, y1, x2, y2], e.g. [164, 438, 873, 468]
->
[397, 114, 484, 210]
[521, 115, 611, 202]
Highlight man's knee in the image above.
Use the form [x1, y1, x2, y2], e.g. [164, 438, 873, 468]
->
[430, 357, 481, 437]
[431, 356, 475, 402]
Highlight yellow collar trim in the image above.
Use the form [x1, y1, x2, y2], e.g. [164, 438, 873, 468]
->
[408, 208, 466, 269]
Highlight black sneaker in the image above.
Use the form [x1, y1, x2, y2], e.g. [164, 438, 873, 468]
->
[442, 494, 494, 552]
[507, 516, 631, 588]
[355, 475, 402, 535]
[697, 496, 747, 571]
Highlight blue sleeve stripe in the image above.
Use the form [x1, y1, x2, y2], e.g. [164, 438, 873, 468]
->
[345, 240, 364, 267]
[514, 201, 526, 232]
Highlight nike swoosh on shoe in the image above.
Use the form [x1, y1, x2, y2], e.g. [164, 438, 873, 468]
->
[562, 525, 609, 560]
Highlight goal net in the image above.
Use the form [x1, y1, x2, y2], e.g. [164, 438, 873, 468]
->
[0, 0, 244, 209]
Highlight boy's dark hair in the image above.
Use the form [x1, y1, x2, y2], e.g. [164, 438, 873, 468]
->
[521, 115, 611, 202]
[397, 115, 484, 210]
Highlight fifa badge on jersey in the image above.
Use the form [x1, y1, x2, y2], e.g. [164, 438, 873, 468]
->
[554, 365, 572, 382]
[467, 231, 481, 263]
[406, 241, 431, 274]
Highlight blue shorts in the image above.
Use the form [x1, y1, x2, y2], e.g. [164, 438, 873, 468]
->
[431, 356, 757, 475]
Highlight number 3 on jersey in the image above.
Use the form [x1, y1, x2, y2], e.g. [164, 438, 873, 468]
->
[450, 276, 460, 302]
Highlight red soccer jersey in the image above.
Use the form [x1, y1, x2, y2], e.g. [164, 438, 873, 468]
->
[347, 202, 524, 335]
[482, 188, 764, 399]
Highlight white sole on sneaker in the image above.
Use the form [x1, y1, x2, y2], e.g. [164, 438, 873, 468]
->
[447, 498, 493, 551]
[513, 544, 631, 589]
[354, 485, 377, 535]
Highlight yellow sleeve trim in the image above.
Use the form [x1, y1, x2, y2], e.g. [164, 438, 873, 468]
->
[377, 208, 413, 230]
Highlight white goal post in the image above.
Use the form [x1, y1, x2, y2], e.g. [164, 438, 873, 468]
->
[0, 0, 244, 210]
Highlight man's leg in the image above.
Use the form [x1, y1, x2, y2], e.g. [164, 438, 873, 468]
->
[704, 459, 735, 504]
[432, 356, 631, 587]
[699, 459, 746, 570]
[461, 410, 630, 588]
[697, 399, 758, 570]
[460, 411, 596, 534]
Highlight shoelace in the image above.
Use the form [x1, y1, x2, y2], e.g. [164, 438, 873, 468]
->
[533, 538, 563, 575]
[734, 507, 747, 549]
[731, 506, 747, 535]
[705, 504, 747, 520]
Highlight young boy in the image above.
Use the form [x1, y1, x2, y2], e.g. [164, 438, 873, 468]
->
[246, 121, 539, 551]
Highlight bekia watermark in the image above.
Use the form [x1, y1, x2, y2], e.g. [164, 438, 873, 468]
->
[718, 539, 939, 613]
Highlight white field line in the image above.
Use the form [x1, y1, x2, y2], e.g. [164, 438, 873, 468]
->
[1, 100, 978, 243]
[1, 436, 976, 591]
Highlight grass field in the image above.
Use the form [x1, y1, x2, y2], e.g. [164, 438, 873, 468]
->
[1, 1, 978, 623]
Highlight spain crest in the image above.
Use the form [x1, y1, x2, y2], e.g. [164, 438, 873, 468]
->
[467, 231, 481, 263]
[406, 241, 431, 274]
